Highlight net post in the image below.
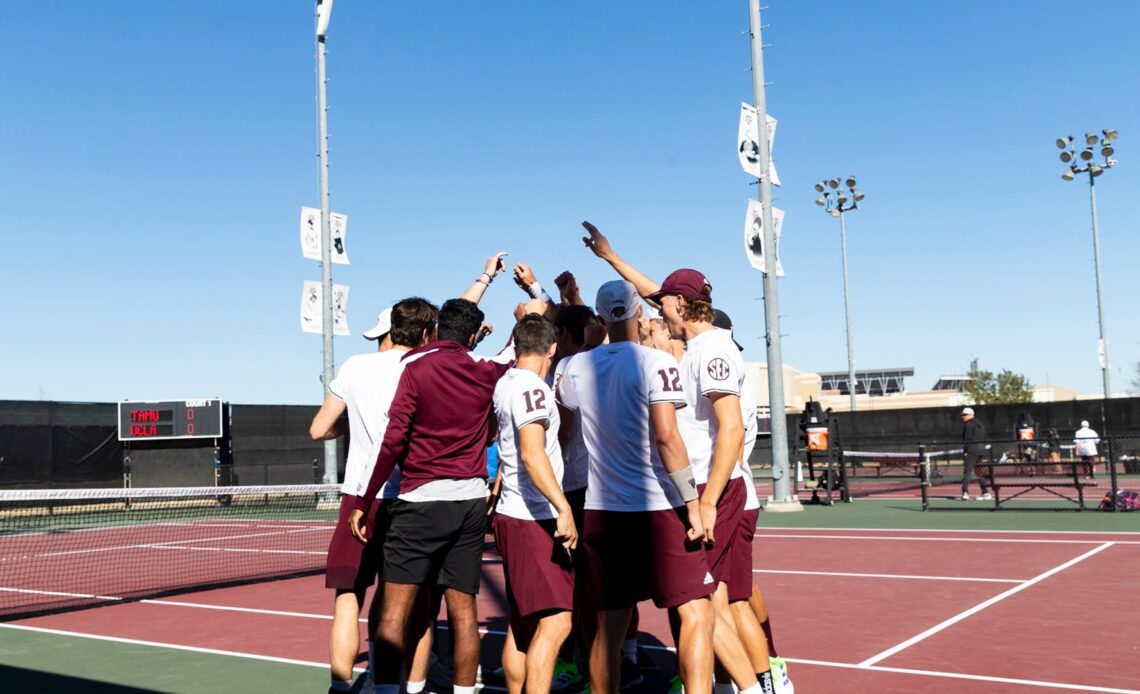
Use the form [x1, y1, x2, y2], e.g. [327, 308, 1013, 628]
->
[918, 444, 929, 512]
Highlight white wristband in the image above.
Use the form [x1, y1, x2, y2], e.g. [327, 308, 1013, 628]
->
[527, 281, 545, 299]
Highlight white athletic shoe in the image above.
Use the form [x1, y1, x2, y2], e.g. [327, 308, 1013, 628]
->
[960, 492, 971, 500]
[977, 492, 993, 501]
[770, 657, 794, 694]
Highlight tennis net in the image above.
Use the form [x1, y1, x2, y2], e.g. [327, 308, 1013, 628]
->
[0, 484, 339, 620]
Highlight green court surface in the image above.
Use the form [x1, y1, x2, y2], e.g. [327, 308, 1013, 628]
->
[0, 626, 331, 693]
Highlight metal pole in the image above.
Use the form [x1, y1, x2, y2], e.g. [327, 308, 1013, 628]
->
[1088, 173, 1110, 400]
[838, 210, 857, 412]
[747, 0, 798, 509]
[316, 28, 336, 486]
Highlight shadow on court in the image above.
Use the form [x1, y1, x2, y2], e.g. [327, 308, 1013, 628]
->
[0, 664, 156, 692]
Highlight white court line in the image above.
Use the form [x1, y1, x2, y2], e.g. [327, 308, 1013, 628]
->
[788, 656, 1140, 694]
[0, 586, 122, 601]
[753, 533, 1129, 545]
[141, 599, 332, 621]
[858, 541, 1115, 667]
[758, 526, 1140, 536]
[752, 568, 1022, 584]
[13, 526, 332, 561]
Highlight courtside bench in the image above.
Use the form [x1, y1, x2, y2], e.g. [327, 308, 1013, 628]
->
[975, 461, 1099, 511]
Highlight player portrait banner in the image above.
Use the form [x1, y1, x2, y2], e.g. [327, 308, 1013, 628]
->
[737, 102, 780, 186]
[300, 280, 351, 336]
[299, 206, 350, 265]
[743, 198, 785, 277]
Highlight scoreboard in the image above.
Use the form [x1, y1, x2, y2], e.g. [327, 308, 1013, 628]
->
[117, 399, 225, 442]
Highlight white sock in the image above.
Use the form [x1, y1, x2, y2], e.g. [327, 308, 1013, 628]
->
[621, 639, 637, 663]
[367, 641, 377, 673]
[740, 684, 763, 694]
[404, 680, 426, 694]
[714, 683, 738, 694]
[454, 687, 477, 694]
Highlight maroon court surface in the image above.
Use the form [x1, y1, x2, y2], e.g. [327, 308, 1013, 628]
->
[5, 527, 1140, 692]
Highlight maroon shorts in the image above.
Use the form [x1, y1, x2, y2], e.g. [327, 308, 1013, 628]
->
[493, 514, 575, 618]
[583, 507, 713, 610]
[325, 495, 388, 591]
[729, 507, 760, 602]
[697, 477, 746, 588]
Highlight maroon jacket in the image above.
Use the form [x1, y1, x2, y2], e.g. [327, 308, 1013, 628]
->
[356, 340, 510, 509]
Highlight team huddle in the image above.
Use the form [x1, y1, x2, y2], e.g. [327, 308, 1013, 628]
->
[310, 222, 792, 694]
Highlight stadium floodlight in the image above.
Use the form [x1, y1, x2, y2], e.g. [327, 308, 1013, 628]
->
[1055, 128, 1119, 404]
[814, 182, 826, 192]
[1060, 150, 1075, 163]
[815, 173, 864, 412]
[1057, 135, 1073, 149]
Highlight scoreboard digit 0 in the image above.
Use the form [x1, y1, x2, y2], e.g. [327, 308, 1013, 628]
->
[117, 399, 224, 441]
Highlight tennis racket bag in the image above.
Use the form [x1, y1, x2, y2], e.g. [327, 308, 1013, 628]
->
[1099, 489, 1139, 511]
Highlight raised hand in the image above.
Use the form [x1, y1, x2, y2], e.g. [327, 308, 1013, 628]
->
[581, 221, 614, 261]
[513, 262, 537, 291]
[483, 251, 509, 279]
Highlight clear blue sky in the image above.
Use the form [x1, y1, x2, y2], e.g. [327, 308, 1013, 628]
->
[3, 1, 1138, 405]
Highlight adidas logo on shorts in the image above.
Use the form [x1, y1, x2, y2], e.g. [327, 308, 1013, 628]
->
[703, 572, 714, 585]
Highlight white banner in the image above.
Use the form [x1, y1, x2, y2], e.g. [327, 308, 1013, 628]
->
[300, 207, 350, 265]
[744, 199, 785, 277]
[300, 281, 350, 336]
[737, 103, 780, 186]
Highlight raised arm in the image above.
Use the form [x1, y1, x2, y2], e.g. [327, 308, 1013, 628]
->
[581, 221, 662, 306]
[459, 251, 509, 304]
[553, 271, 586, 307]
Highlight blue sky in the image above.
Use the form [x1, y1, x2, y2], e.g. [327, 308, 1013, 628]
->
[3, 1, 1138, 405]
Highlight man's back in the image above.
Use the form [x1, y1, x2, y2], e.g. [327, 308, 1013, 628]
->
[558, 341, 686, 512]
[330, 350, 406, 497]
[378, 340, 510, 495]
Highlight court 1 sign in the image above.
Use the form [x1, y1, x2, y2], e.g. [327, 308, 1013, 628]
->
[118, 399, 224, 441]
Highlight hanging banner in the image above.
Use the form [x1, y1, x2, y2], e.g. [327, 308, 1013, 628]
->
[737, 103, 780, 186]
[300, 281, 351, 336]
[743, 199, 785, 277]
[300, 207, 350, 265]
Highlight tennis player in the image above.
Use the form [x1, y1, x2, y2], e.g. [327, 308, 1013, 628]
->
[558, 280, 715, 694]
[309, 298, 438, 694]
[492, 314, 577, 693]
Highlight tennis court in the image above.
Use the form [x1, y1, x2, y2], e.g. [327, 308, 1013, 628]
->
[2, 487, 1139, 693]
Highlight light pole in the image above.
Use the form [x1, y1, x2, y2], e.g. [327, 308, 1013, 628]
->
[814, 177, 865, 412]
[746, 0, 798, 510]
[1056, 130, 1117, 400]
[316, 0, 336, 486]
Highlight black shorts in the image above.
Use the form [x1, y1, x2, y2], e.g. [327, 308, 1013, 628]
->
[381, 497, 487, 595]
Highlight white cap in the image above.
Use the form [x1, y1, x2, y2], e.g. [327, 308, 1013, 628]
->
[1081, 420, 1089, 428]
[961, 407, 974, 416]
[363, 307, 393, 340]
[595, 280, 641, 323]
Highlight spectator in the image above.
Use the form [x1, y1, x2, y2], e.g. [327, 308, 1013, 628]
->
[960, 407, 992, 501]
[1074, 420, 1101, 469]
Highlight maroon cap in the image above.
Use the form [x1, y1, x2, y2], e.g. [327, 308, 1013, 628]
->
[647, 269, 712, 304]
